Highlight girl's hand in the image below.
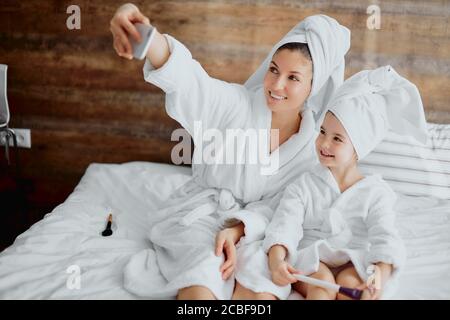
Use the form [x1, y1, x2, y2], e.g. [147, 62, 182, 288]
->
[357, 262, 388, 300]
[269, 258, 300, 287]
[110, 3, 151, 59]
[356, 282, 383, 300]
[215, 225, 243, 280]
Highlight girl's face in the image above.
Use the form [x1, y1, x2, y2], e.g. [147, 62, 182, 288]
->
[315, 112, 357, 169]
[263, 49, 313, 114]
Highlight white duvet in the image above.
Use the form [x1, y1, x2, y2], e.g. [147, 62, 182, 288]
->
[0, 162, 449, 299]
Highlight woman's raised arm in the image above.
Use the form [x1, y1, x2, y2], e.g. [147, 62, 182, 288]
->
[110, 3, 249, 138]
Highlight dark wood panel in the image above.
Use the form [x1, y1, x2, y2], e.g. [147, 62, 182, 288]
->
[8, 88, 168, 122]
[9, 118, 179, 180]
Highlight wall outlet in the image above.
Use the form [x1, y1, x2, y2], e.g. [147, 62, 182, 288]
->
[0, 128, 31, 148]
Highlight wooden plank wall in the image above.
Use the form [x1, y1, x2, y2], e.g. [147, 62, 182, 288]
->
[0, 0, 449, 216]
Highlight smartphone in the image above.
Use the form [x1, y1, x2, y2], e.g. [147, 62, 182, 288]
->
[130, 23, 156, 60]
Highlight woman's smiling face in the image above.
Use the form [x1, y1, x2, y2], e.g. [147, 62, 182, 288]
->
[263, 48, 313, 114]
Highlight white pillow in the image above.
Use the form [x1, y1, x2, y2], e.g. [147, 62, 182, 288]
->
[358, 123, 450, 199]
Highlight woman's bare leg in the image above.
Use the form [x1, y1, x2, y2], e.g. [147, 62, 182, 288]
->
[177, 285, 216, 300]
[232, 281, 278, 300]
[335, 266, 364, 300]
[292, 262, 336, 300]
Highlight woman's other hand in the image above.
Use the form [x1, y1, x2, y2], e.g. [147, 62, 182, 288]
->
[215, 223, 245, 280]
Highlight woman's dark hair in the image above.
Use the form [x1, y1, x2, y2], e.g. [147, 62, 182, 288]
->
[276, 42, 312, 63]
[275, 42, 313, 84]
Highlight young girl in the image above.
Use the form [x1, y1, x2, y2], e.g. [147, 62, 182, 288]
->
[110, 4, 350, 299]
[234, 65, 428, 300]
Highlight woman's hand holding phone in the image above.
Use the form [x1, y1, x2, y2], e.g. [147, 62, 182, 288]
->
[110, 3, 151, 60]
[110, 3, 170, 68]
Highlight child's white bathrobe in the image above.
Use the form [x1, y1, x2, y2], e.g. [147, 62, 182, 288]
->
[237, 164, 406, 299]
[123, 15, 350, 299]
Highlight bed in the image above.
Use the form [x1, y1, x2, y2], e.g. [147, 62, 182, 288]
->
[0, 124, 449, 299]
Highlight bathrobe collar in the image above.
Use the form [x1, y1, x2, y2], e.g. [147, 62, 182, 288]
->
[312, 163, 382, 195]
[253, 87, 318, 171]
[277, 107, 317, 168]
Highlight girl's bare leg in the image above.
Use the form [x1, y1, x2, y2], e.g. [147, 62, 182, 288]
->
[177, 285, 216, 300]
[335, 266, 364, 300]
[232, 281, 278, 300]
[292, 262, 336, 300]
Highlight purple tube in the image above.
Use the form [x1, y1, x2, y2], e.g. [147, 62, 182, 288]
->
[338, 287, 363, 300]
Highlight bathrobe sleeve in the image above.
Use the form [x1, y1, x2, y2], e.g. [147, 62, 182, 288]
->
[262, 177, 307, 263]
[143, 34, 249, 138]
[364, 185, 406, 272]
[219, 194, 282, 244]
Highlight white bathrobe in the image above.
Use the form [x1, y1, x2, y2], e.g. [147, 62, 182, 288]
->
[236, 164, 406, 299]
[123, 35, 319, 299]
[123, 15, 350, 299]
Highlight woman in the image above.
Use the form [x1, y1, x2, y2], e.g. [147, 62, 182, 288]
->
[110, 3, 350, 299]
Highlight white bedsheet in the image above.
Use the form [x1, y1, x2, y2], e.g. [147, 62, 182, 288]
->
[0, 162, 449, 299]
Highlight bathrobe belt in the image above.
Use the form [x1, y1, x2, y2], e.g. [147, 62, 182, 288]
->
[179, 189, 241, 226]
[310, 208, 353, 248]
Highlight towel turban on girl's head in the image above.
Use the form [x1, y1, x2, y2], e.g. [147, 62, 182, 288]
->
[325, 65, 429, 160]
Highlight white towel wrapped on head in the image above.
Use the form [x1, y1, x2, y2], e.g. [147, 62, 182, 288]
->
[326, 65, 429, 160]
[245, 14, 351, 119]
